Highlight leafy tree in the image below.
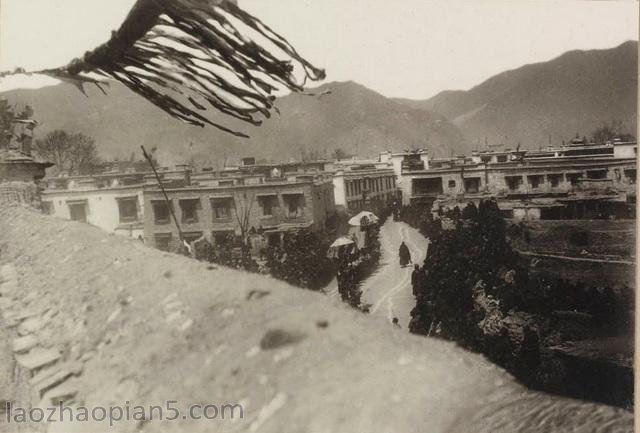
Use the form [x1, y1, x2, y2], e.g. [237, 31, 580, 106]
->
[265, 229, 333, 290]
[410, 199, 526, 345]
[34, 130, 101, 175]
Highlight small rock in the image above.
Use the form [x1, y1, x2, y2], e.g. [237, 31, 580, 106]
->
[12, 335, 38, 353]
[246, 346, 260, 358]
[80, 351, 95, 363]
[246, 290, 270, 301]
[259, 329, 306, 350]
[165, 311, 181, 323]
[30, 363, 81, 395]
[250, 392, 287, 432]
[273, 347, 294, 363]
[161, 293, 178, 304]
[221, 308, 234, 318]
[179, 318, 193, 332]
[18, 317, 44, 335]
[40, 380, 78, 406]
[0, 297, 14, 310]
[106, 307, 122, 324]
[163, 301, 183, 312]
[0, 264, 17, 282]
[316, 320, 329, 329]
[15, 348, 60, 371]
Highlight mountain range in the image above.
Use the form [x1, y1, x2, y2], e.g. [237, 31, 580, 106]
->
[1, 41, 636, 165]
[1, 80, 465, 167]
[396, 40, 637, 150]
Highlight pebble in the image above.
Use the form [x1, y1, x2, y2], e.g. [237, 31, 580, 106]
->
[12, 335, 38, 353]
[106, 307, 122, 324]
[15, 347, 61, 371]
[250, 392, 287, 432]
[273, 348, 294, 363]
[18, 317, 44, 335]
[165, 311, 182, 323]
[179, 318, 194, 332]
[246, 346, 260, 358]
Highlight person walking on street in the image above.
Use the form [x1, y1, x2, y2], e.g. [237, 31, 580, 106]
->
[399, 241, 411, 267]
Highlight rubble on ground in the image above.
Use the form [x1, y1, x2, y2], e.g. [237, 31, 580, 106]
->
[0, 205, 633, 433]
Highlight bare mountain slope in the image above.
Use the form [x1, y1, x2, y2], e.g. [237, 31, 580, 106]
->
[2, 81, 466, 166]
[397, 41, 637, 151]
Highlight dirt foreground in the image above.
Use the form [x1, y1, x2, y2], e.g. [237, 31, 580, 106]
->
[0, 205, 632, 433]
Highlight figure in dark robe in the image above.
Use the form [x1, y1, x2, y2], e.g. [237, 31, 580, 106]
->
[399, 241, 411, 267]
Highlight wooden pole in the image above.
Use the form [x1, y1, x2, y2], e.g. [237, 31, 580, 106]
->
[141, 145, 184, 242]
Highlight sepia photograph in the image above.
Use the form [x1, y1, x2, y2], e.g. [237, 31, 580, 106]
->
[0, 0, 637, 432]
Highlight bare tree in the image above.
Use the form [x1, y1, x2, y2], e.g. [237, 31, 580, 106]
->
[591, 121, 636, 144]
[332, 147, 349, 160]
[232, 191, 255, 250]
[34, 130, 101, 175]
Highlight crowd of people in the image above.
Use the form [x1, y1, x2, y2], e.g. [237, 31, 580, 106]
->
[335, 215, 382, 310]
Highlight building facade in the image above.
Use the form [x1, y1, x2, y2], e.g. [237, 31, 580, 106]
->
[143, 170, 336, 252]
[331, 160, 397, 214]
[41, 168, 190, 238]
[395, 139, 637, 220]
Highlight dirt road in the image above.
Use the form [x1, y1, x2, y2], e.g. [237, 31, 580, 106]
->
[326, 220, 429, 329]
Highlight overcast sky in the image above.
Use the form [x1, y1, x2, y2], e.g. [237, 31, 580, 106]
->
[0, 0, 637, 98]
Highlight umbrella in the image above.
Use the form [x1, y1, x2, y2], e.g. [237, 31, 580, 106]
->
[330, 236, 355, 248]
[327, 236, 356, 259]
[348, 211, 379, 226]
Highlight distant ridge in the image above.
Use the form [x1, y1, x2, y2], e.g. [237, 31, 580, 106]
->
[396, 41, 638, 151]
[1, 80, 466, 167]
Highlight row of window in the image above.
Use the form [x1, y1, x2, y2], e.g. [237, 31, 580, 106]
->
[503, 168, 636, 191]
[152, 194, 306, 225]
[416, 167, 637, 196]
[345, 176, 394, 197]
[41, 196, 139, 224]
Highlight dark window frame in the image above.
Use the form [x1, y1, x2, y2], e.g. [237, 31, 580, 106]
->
[211, 197, 234, 220]
[117, 196, 139, 223]
[179, 199, 201, 224]
[527, 175, 544, 189]
[505, 176, 523, 191]
[547, 174, 563, 187]
[67, 200, 88, 223]
[258, 195, 278, 217]
[152, 200, 172, 224]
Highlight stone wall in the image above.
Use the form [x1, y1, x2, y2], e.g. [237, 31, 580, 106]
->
[0, 182, 40, 209]
[0, 206, 632, 433]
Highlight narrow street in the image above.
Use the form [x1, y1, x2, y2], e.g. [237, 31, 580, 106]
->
[326, 219, 429, 329]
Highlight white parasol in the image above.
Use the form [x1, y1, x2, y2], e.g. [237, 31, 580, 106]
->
[327, 236, 356, 259]
[348, 211, 379, 226]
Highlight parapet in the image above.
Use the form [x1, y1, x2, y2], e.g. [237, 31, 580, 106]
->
[0, 206, 632, 433]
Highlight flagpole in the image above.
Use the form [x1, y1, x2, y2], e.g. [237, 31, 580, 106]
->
[141, 145, 184, 242]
